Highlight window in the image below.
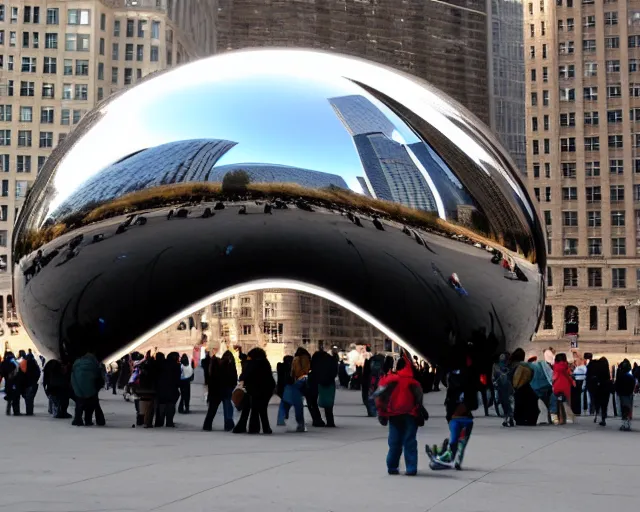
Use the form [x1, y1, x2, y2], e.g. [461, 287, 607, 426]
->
[76, 34, 89, 51]
[111, 67, 118, 84]
[588, 269, 602, 288]
[562, 162, 577, 177]
[632, 109, 640, 122]
[42, 56, 56, 74]
[9, 31, 15, 47]
[612, 268, 626, 288]
[605, 37, 620, 49]
[136, 44, 143, 61]
[612, 211, 625, 228]
[41, 83, 54, 98]
[584, 87, 598, 100]
[563, 211, 578, 226]
[559, 41, 574, 54]
[543, 305, 553, 329]
[609, 159, 623, 174]
[542, 44, 548, 58]
[636, 160, 640, 173]
[44, 33, 58, 50]
[19, 106, 31, 122]
[532, 140, 539, 155]
[606, 60, 620, 73]
[631, 84, 640, 97]
[612, 237, 626, 255]
[560, 112, 576, 126]
[0, 130, 10, 146]
[630, 35, 640, 48]
[137, 19, 146, 37]
[112, 43, 119, 60]
[607, 85, 622, 98]
[40, 107, 54, 124]
[0, 106, 11, 122]
[37, 156, 45, 172]
[544, 115, 550, 130]
[561, 137, 576, 152]
[605, 11, 618, 25]
[560, 88, 575, 101]
[584, 15, 595, 28]
[65, 33, 75, 51]
[62, 84, 72, 100]
[563, 268, 578, 287]
[22, 31, 29, 48]
[0, 156, 7, 173]
[609, 135, 623, 148]
[531, 92, 538, 106]
[99, 37, 104, 55]
[74, 84, 88, 100]
[544, 210, 552, 226]
[631, 59, 639, 73]
[15, 180, 28, 198]
[124, 68, 132, 85]
[563, 187, 578, 200]
[39, 131, 52, 148]
[32, 32, 38, 48]
[586, 186, 601, 202]
[533, 163, 540, 178]
[114, 20, 120, 37]
[100, 13, 106, 31]
[531, 69, 537, 82]
[17, 130, 31, 147]
[532, 117, 538, 132]
[98, 62, 104, 80]
[618, 306, 627, 330]
[583, 39, 596, 52]
[545, 186, 551, 202]
[567, 17, 575, 30]
[73, 109, 82, 124]
[46, 8, 58, 25]
[544, 139, 550, 154]
[584, 136, 599, 151]
[75, 59, 88, 76]
[584, 62, 597, 77]
[588, 238, 602, 255]
[584, 111, 598, 125]
[21, 57, 36, 73]
[588, 211, 601, 226]
[97, 87, 103, 101]
[559, 64, 575, 79]
[10, 6, 17, 23]
[19, 81, 34, 97]
[16, 155, 30, 173]
[60, 109, 70, 125]
[608, 109, 623, 123]
[635, 184, 640, 201]
[543, 90, 549, 106]
[126, 19, 134, 37]
[611, 185, 625, 201]
[125, 43, 133, 61]
[534, 187, 540, 201]
[67, 9, 90, 25]
[542, 67, 548, 82]
[558, 19, 564, 31]
[63, 59, 72, 75]
[151, 21, 160, 39]
[564, 238, 578, 255]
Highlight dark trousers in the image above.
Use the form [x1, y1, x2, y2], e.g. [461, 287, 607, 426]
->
[51, 394, 70, 418]
[178, 380, 191, 413]
[73, 395, 104, 426]
[23, 384, 39, 416]
[203, 388, 235, 431]
[109, 373, 119, 395]
[248, 397, 271, 433]
[306, 390, 325, 426]
[155, 402, 176, 427]
[4, 385, 20, 415]
[386, 415, 418, 474]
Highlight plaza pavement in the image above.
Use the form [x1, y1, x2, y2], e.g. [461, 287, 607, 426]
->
[0, 385, 637, 512]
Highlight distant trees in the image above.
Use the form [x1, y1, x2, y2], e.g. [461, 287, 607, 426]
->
[221, 170, 251, 195]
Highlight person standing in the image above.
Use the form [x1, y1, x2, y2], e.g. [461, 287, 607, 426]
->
[615, 358, 635, 431]
[311, 347, 338, 427]
[376, 356, 423, 476]
[203, 349, 237, 431]
[155, 352, 181, 427]
[571, 356, 587, 416]
[551, 353, 575, 425]
[492, 353, 514, 427]
[178, 354, 194, 414]
[233, 347, 274, 434]
[0, 351, 21, 416]
[71, 348, 105, 426]
[22, 353, 41, 415]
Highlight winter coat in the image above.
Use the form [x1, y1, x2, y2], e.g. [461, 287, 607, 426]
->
[615, 360, 636, 397]
[276, 357, 294, 398]
[43, 359, 69, 395]
[526, 361, 553, 392]
[156, 360, 181, 404]
[552, 361, 574, 398]
[24, 355, 41, 386]
[71, 354, 103, 398]
[376, 364, 423, 418]
[291, 354, 310, 380]
[243, 358, 275, 401]
[311, 351, 338, 387]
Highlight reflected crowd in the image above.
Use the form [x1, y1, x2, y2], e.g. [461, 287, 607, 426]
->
[1, 342, 637, 474]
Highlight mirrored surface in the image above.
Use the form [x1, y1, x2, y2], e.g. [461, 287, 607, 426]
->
[13, 49, 546, 366]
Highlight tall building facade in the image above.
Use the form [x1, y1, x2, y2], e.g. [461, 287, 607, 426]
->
[526, 0, 640, 355]
[0, 0, 215, 331]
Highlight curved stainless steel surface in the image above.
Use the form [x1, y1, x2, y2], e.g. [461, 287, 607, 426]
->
[13, 48, 546, 365]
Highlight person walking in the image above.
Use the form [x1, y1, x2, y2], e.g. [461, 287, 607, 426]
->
[71, 348, 105, 426]
[203, 349, 237, 431]
[376, 356, 423, 476]
[492, 352, 514, 427]
[178, 354, 194, 414]
[552, 353, 575, 425]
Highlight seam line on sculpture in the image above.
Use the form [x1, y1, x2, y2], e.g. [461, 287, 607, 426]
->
[423, 430, 588, 512]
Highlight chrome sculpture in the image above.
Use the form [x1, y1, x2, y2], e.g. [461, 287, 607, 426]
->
[13, 49, 546, 365]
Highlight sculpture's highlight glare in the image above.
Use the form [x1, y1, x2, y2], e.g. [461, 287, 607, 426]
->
[12, 49, 546, 365]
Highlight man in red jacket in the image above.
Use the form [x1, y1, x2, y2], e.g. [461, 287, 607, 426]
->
[376, 357, 424, 476]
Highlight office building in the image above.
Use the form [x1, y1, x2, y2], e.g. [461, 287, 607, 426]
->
[0, 0, 215, 331]
[526, 0, 640, 355]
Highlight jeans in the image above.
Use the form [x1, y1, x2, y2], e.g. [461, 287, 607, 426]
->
[203, 388, 235, 431]
[278, 381, 305, 427]
[178, 380, 191, 413]
[4, 384, 20, 415]
[51, 394, 70, 418]
[449, 417, 474, 460]
[534, 385, 556, 419]
[386, 415, 418, 474]
[23, 384, 39, 416]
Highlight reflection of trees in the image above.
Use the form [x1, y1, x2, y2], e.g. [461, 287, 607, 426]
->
[221, 170, 251, 196]
[15, 181, 537, 263]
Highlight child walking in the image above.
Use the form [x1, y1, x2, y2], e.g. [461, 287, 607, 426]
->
[552, 353, 575, 425]
[615, 359, 635, 431]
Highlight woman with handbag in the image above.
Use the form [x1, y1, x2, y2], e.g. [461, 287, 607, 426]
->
[178, 354, 194, 414]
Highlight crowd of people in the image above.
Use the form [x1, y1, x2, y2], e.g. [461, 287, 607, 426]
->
[1, 341, 638, 475]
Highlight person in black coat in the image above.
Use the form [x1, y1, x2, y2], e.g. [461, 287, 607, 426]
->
[43, 359, 72, 418]
[155, 352, 181, 427]
[233, 347, 275, 434]
[276, 355, 294, 399]
[203, 350, 238, 431]
[311, 348, 339, 427]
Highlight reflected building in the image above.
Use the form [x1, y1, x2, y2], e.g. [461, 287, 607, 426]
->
[329, 95, 437, 212]
[207, 163, 348, 189]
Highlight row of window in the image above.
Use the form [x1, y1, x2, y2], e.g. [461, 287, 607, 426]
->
[554, 134, 629, 152]
[0, 5, 162, 39]
[530, 36, 640, 60]
[532, 87, 640, 106]
[532, 160, 640, 178]
[561, 237, 627, 257]
[0, 178, 30, 199]
[0, 105, 85, 125]
[0, 129, 64, 148]
[542, 304, 628, 332]
[0, 153, 49, 173]
[533, 0, 620, 14]
[547, 209, 629, 228]
[534, 184, 640, 203]
[558, 267, 628, 288]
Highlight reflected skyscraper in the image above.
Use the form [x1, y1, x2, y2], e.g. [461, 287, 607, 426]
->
[329, 95, 437, 212]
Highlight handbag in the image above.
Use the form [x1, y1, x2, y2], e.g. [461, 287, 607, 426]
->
[231, 386, 246, 411]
